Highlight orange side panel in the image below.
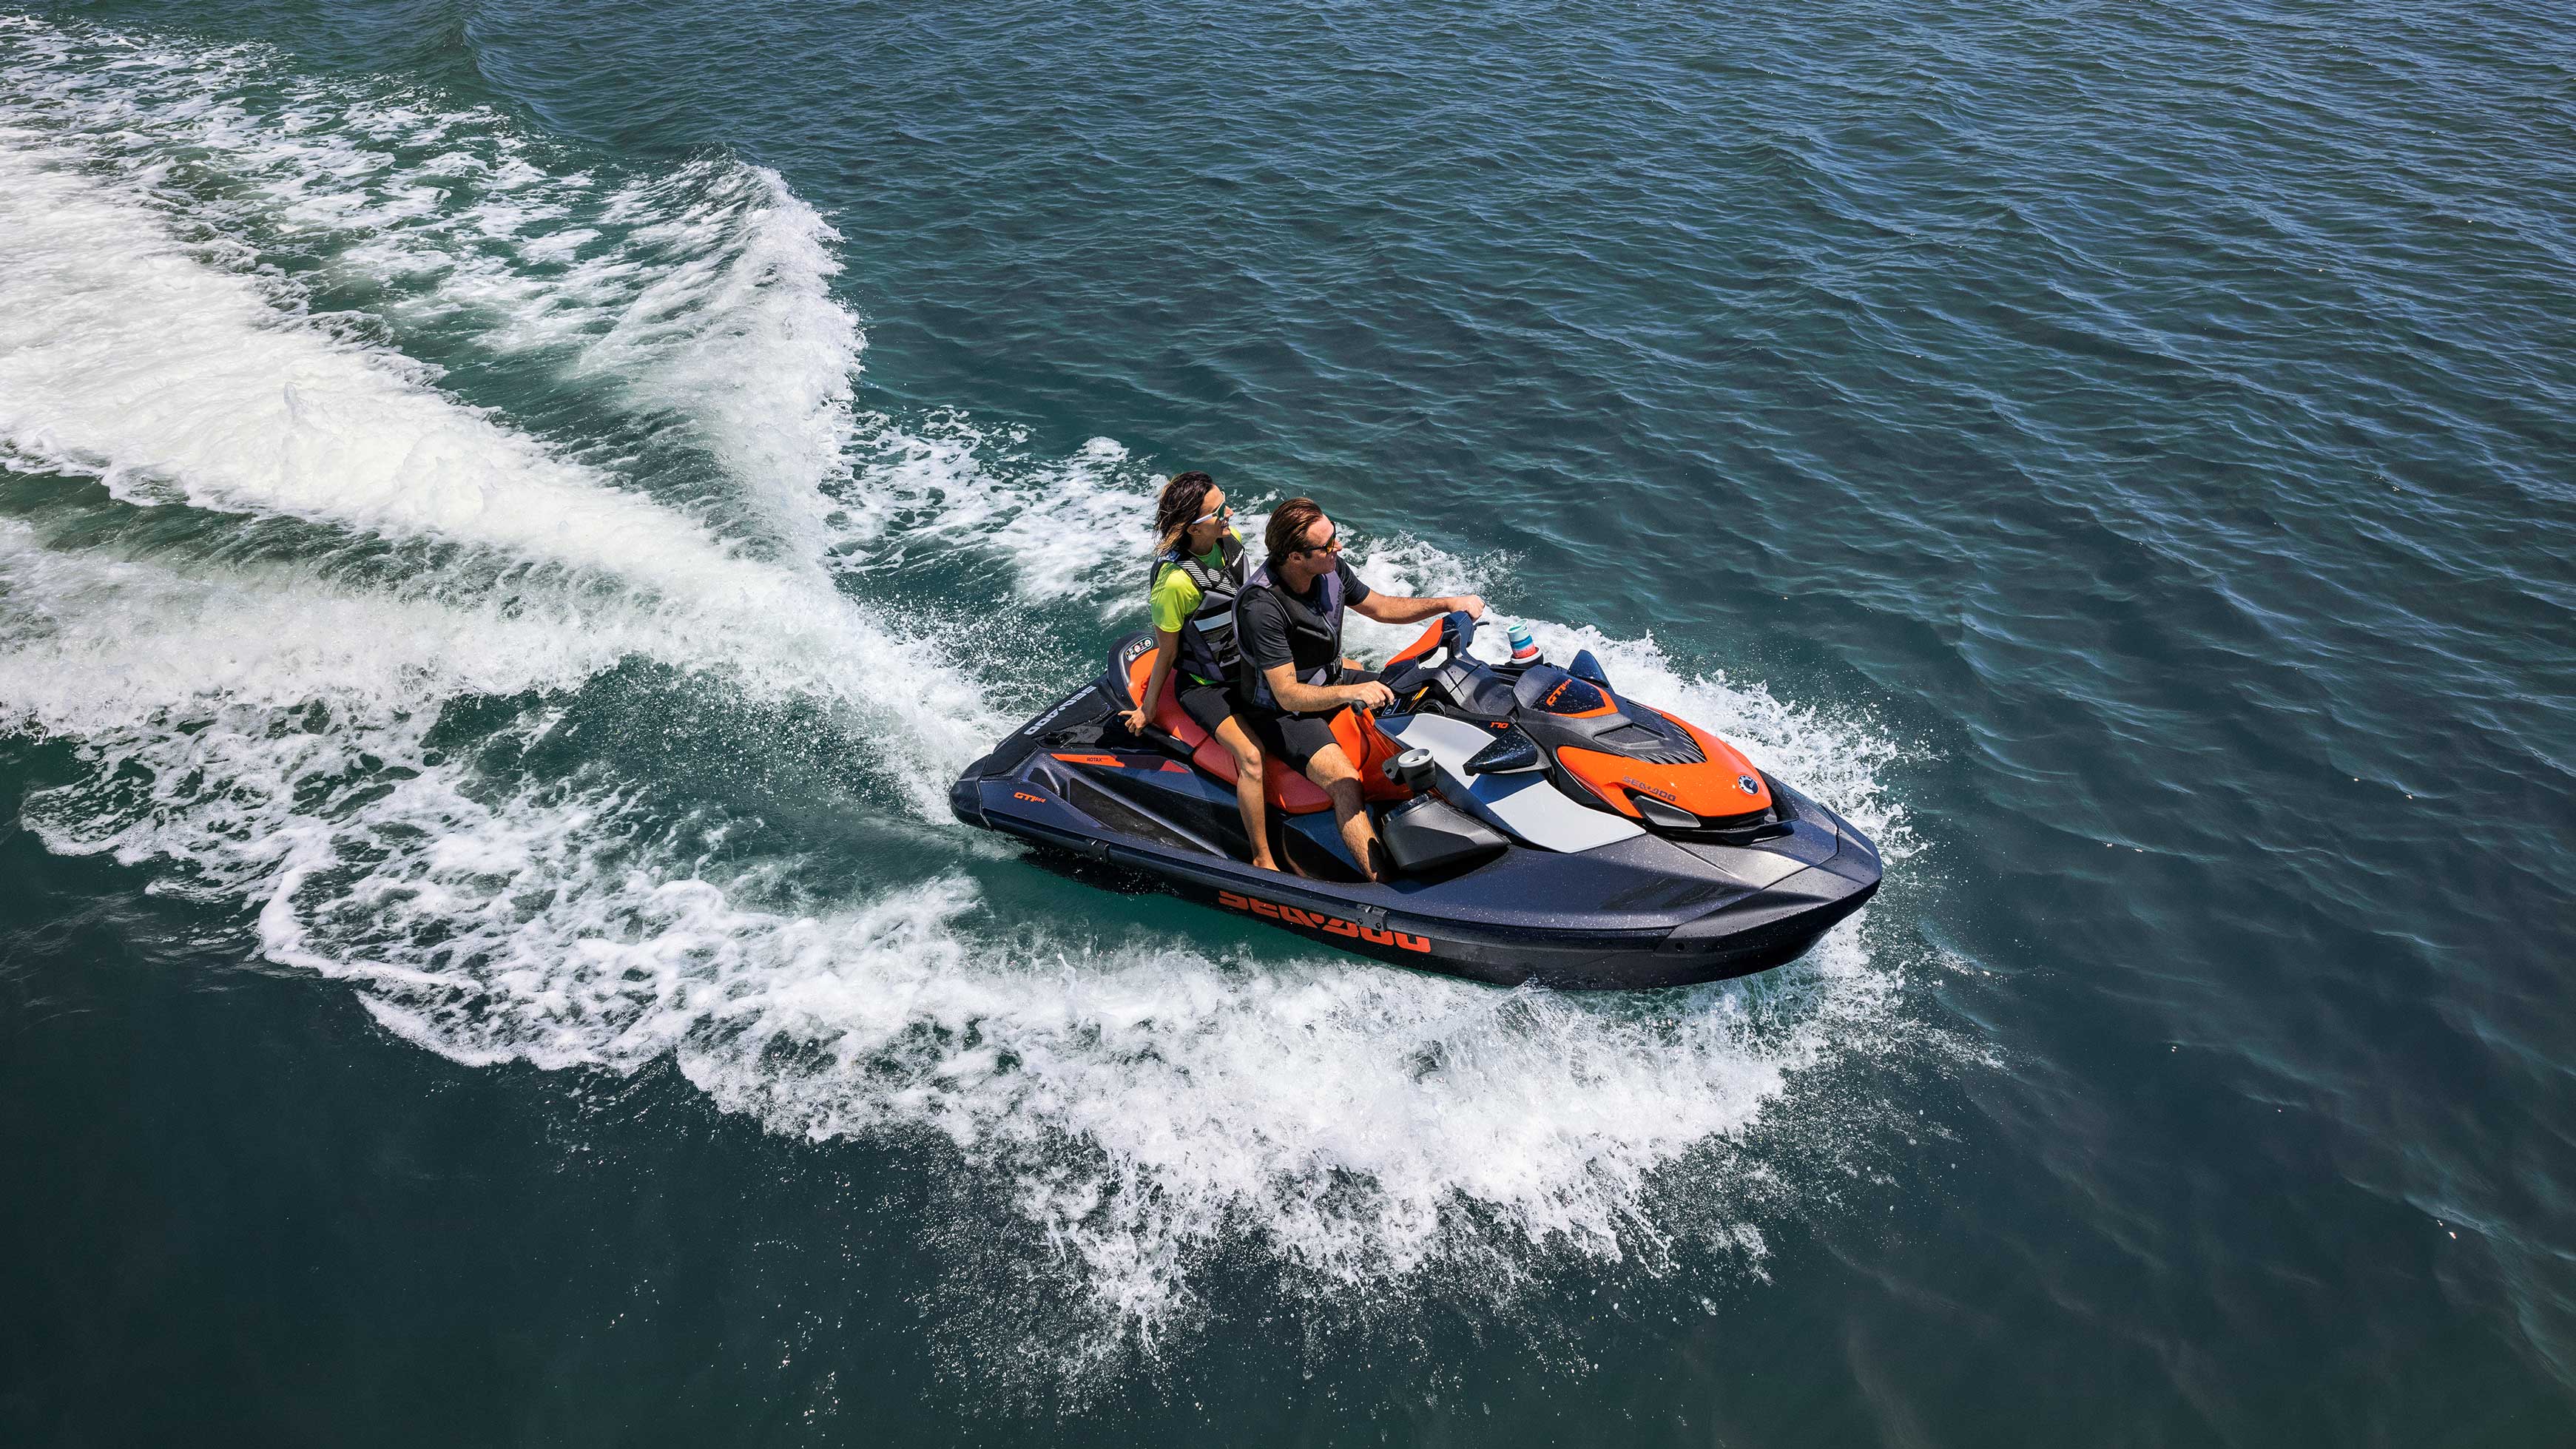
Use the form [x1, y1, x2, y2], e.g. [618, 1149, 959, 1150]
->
[1653, 711, 1774, 817]
[1554, 746, 1648, 818]
[1334, 708, 1414, 803]
[1556, 712, 1775, 821]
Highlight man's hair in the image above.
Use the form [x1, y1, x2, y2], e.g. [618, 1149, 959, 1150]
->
[1265, 497, 1327, 564]
[1152, 471, 1216, 553]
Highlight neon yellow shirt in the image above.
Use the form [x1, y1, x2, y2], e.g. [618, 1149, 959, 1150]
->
[1148, 528, 1243, 683]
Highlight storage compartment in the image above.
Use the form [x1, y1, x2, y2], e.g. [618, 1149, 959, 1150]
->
[1378, 795, 1508, 877]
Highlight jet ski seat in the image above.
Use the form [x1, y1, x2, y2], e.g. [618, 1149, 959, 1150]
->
[1125, 650, 1336, 814]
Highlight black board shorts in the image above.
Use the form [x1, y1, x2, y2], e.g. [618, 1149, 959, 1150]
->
[1176, 681, 1239, 740]
[1240, 668, 1380, 772]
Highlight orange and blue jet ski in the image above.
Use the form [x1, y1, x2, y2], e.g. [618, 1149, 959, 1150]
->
[950, 612, 1880, 989]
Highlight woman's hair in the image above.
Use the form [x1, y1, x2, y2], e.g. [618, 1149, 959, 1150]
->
[1265, 497, 1326, 564]
[1153, 471, 1217, 555]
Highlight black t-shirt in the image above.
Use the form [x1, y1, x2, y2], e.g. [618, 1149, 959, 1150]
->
[1238, 558, 1372, 687]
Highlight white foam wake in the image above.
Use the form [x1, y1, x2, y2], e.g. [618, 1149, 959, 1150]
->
[0, 15, 862, 552]
[0, 132, 724, 579]
[0, 118, 994, 812]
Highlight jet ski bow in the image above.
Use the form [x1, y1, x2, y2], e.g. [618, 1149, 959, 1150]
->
[949, 612, 1881, 990]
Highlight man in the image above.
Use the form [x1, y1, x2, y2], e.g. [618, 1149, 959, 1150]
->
[1233, 498, 1484, 881]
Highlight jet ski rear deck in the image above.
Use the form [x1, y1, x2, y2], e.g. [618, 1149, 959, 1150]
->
[951, 616, 1880, 989]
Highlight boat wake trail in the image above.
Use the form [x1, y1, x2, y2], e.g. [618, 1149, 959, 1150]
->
[0, 16, 1929, 1377]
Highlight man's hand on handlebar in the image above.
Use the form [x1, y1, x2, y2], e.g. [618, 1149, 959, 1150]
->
[1449, 595, 1486, 620]
[1344, 680, 1398, 711]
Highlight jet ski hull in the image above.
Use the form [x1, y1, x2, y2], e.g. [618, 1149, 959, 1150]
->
[951, 648, 1881, 990]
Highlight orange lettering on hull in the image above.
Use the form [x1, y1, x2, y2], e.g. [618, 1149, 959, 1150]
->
[1215, 891, 1430, 953]
[1013, 791, 1045, 803]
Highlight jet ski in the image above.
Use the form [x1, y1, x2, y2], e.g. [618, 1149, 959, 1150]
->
[949, 612, 1881, 989]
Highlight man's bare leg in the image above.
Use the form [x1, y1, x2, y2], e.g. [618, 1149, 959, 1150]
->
[1303, 743, 1383, 882]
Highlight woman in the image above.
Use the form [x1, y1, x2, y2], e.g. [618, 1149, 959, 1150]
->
[1121, 470, 1278, 871]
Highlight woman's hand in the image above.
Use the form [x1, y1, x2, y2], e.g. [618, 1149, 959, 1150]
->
[1120, 705, 1152, 735]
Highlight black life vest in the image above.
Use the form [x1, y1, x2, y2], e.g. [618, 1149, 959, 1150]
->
[1147, 532, 1247, 683]
[1233, 558, 1346, 712]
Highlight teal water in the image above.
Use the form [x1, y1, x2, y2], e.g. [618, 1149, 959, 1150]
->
[3, 1, 2571, 1441]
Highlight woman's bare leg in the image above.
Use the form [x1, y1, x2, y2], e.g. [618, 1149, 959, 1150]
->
[1213, 717, 1278, 871]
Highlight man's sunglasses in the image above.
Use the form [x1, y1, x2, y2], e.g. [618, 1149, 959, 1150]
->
[1294, 529, 1343, 556]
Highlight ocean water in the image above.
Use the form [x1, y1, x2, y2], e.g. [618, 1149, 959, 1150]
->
[1, 1, 2569, 1441]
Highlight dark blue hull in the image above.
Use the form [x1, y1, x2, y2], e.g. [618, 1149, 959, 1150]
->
[951, 646, 1881, 990]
